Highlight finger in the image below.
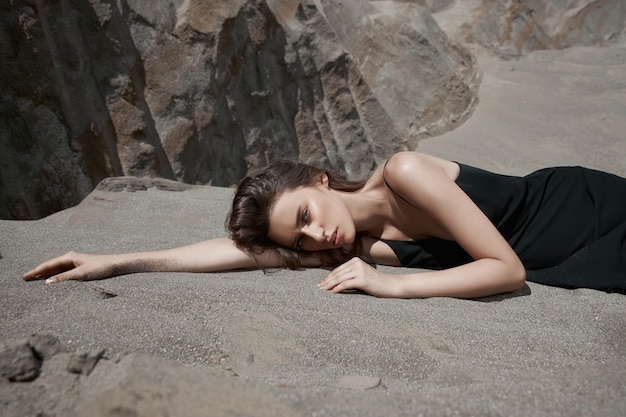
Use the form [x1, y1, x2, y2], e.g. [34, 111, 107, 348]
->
[318, 269, 341, 289]
[45, 268, 83, 284]
[329, 278, 359, 294]
[21, 263, 49, 280]
[317, 273, 334, 288]
[318, 258, 358, 287]
[22, 254, 78, 281]
[21, 270, 43, 281]
[21, 263, 64, 280]
[319, 268, 354, 291]
[22, 263, 67, 281]
[330, 279, 355, 294]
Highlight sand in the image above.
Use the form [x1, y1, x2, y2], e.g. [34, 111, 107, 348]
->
[1, 10, 626, 417]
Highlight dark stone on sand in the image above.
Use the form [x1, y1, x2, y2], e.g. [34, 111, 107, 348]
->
[67, 349, 106, 376]
[0, 339, 41, 382]
[29, 334, 66, 360]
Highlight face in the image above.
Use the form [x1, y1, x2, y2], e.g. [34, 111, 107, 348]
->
[268, 182, 356, 252]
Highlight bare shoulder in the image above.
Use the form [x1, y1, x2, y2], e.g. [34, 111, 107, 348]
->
[384, 152, 459, 181]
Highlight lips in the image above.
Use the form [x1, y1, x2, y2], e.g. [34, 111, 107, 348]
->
[330, 228, 340, 246]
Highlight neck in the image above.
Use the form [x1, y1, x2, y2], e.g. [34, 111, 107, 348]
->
[333, 176, 391, 237]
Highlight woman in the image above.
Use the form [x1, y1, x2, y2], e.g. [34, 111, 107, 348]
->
[22, 152, 626, 297]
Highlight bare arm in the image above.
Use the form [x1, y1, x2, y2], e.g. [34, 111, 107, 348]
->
[319, 152, 526, 298]
[22, 237, 285, 284]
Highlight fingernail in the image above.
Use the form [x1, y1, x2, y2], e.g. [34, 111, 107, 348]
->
[45, 278, 55, 285]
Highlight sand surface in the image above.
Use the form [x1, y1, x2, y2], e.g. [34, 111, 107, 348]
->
[2, 8, 626, 417]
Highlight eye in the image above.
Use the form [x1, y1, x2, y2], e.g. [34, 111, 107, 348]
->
[295, 208, 310, 250]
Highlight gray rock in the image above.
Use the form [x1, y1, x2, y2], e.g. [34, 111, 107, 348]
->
[0, 339, 41, 382]
[29, 334, 66, 360]
[67, 349, 106, 376]
[0, 0, 477, 219]
[468, 0, 626, 58]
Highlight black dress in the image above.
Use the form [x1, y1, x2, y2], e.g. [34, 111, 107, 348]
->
[381, 164, 626, 293]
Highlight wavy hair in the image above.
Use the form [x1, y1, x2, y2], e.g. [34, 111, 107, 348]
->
[227, 160, 366, 269]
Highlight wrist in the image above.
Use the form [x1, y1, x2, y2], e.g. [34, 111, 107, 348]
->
[391, 274, 422, 298]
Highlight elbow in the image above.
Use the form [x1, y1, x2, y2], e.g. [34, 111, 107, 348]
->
[507, 261, 527, 292]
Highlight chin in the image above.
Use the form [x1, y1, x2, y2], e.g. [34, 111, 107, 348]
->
[343, 232, 356, 247]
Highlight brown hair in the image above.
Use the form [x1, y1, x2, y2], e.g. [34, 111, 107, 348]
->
[227, 160, 366, 269]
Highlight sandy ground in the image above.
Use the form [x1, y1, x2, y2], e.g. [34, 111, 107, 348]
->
[1, 7, 626, 417]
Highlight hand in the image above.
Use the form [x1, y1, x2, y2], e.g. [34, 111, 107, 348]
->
[317, 257, 402, 298]
[22, 252, 123, 284]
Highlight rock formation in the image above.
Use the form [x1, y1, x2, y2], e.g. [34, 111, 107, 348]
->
[465, 0, 625, 58]
[1, 0, 623, 220]
[0, 0, 479, 219]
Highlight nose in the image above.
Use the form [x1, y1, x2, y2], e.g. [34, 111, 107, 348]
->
[302, 224, 325, 243]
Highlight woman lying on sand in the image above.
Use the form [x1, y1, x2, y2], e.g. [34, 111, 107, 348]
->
[23, 151, 626, 298]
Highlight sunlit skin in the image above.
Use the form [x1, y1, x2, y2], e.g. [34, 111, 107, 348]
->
[269, 153, 525, 297]
[21, 152, 527, 299]
[267, 175, 357, 252]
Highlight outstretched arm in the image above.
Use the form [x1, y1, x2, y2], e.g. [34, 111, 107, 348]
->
[22, 237, 284, 284]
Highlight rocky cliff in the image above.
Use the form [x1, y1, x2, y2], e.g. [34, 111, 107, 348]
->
[1, 0, 623, 219]
[469, 0, 625, 57]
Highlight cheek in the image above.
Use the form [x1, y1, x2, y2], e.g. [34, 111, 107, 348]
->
[267, 218, 292, 248]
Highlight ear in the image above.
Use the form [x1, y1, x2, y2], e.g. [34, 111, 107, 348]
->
[318, 173, 330, 188]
